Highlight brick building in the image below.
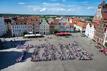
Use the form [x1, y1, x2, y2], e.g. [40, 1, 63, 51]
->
[93, 0, 107, 46]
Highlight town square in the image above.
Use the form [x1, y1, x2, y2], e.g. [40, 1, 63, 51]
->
[0, 0, 107, 71]
[0, 33, 107, 71]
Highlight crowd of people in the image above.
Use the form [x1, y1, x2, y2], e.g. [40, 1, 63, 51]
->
[31, 41, 93, 62]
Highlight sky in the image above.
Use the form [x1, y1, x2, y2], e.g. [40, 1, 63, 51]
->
[0, 0, 106, 15]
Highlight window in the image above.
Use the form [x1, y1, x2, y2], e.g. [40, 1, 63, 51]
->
[104, 28, 106, 32]
[106, 36, 107, 40]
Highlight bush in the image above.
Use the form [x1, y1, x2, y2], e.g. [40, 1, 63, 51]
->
[23, 31, 28, 36]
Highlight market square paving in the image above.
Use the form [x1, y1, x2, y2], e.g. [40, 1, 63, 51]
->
[0, 33, 107, 71]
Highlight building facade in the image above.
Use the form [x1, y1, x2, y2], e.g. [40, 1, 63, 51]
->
[33, 23, 40, 34]
[103, 29, 107, 46]
[5, 16, 41, 36]
[93, 0, 107, 46]
[11, 24, 33, 36]
[48, 18, 58, 34]
[74, 21, 87, 32]
[39, 19, 50, 35]
[85, 23, 95, 39]
[94, 22, 106, 45]
[0, 17, 7, 36]
[58, 17, 73, 32]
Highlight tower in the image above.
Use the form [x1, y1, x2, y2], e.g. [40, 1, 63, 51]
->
[93, 0, 107, 46]
[93, 0, 107, 23]
[101, 0, 106, 5]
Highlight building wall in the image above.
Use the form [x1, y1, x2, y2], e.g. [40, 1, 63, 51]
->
[65, 23, 73, 32]
[85, 23, 95, 39]
[94, 22, 105, 45]
[58, 23, 66, 32]
[74, 24, 82, 31]
[49, 25, 56, 34]
[58, 18, 73, 32]
[94, 8, 102, 20]
[93, 1, 107, 46]
[11, 24, 33, 36]
[34, 23, 40, 34]
[39, 19, 50, 35]
[103, 30, 107, 46]
[0, 17, 6, 36]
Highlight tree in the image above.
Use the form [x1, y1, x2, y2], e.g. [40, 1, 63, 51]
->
[23, 31, 28, 36]
[105, 42, 107, 48]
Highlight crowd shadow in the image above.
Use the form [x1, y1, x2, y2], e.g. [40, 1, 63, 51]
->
[0, 51, 32, 70]
[1, 40, 26, 50]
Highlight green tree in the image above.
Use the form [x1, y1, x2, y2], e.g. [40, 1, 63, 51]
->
[23, 31, 28, 36]
[105, 42, 107, 48]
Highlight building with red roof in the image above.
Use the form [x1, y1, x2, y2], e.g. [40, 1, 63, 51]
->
[7, 16, 41, 36]
[74, 20, 87, 32]
[93, 0, 107, 46]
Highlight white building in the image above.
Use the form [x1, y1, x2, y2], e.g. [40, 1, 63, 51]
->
[85, 23, 95, 39]
[0, 17, 6, 36]
[11, 24, 33, 36]
[39, 19, 50, 35]
[103, 30, 107, 46]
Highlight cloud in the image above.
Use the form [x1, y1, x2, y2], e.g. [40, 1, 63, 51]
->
[42, 2, 64, 6]
[27, 5, 41, 12]
[25, 2, 97, 15]
[67, 8, 76, 12]
[49, 7, 66, 11]
[17, 2, 25, 5]
[40, 8, 46, 12]
[87, 7, 95, 10]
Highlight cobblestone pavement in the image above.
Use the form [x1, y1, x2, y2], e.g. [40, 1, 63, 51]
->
[0, 33, 107, 71]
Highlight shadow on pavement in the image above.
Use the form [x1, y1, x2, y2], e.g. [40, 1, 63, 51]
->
[0, 51, 32, 70]
[0, 40, 26, 50]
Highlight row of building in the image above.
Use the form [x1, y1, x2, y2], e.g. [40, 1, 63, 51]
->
[3, 16, 78, 36]
[85, 0, 107, 47]
[0, 15, 89, 37]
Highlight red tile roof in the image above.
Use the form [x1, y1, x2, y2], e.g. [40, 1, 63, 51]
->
[14, 16, 40, 24]
[76, 21, 87, 28]
[102, 12, 107, 20]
